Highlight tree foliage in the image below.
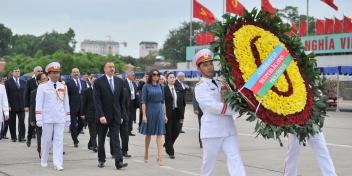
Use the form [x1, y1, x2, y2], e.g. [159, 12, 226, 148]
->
[0, 24, 13, 56]
[0, 23, 76, 57]
[277, 6, 316, 35]
[159, 21, 211, 62]
[3, 51, 126, 76]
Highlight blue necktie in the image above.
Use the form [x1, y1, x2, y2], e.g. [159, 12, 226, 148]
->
[109, 78, 114, 92]
[129, 81, 135, 100]
[16, 79, 20, 88]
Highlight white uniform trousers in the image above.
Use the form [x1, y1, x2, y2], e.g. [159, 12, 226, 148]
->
[283, 132, 337, 176]
[201, 135, 246, 176]
[41, 123, 65, 167]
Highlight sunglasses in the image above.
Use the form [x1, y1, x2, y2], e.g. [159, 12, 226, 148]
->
[152, 73, 160, 77]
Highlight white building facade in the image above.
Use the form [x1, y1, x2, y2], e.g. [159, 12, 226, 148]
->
[139, 41, 158, 58]
[80, 40, 120, 56]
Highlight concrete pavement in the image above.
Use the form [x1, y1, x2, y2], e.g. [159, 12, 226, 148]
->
[0, 107, 351, 176]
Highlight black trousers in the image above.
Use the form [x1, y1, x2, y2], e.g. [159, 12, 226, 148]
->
[87, 119, 97, 148]
[27, 124, 35, 141]
[70, 111, 84, 144]
[197, 114, 202, 147]
[127, 101, 137, 133]
[165, 108, 182, 156]
[1, 120, 9, 138]
[110, 120, 129, 155]
[98, 121, 123, 162]
[36, 126, 42, 153]
[9, 111, 25, 140]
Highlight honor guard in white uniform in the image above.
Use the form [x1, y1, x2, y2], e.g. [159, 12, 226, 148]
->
[283, 133, 337, 176]
[36, 62, 70, 171]
[194, 49, 246, 176]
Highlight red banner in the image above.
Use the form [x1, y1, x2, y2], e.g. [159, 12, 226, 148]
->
[196, 32, 215, 45]
[226, 0, 246, 16]
[300, 21, 307, 37]
[316, 19, 325, 35]
[325, 18, 334, 34]
[193, 0, 215, 24]
[321, 0, 338, 11]
[344, 16, 352, 33]
[261, 0, 276, 15]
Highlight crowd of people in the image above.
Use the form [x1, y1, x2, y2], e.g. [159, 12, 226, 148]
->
[0, 48, 338, 176]
[0, 59, 191, 171]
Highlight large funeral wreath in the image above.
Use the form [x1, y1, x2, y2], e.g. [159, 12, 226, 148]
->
[211, 9, 328, 145]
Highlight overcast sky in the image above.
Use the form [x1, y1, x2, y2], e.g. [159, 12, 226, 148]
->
[1, 0, 351, 58]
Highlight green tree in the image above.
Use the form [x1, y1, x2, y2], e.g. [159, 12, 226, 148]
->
[11, 34, 41, 56]
[3, 52, 127, 76]
[277, 6, 315, 35]
[160, 21, 211, 62]
[0, 24, 13, 56]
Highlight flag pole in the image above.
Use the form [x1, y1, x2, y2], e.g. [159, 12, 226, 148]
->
[223, 0, 225, 15]
[190, 0, 193, 47]
[306, 0, 309, 35]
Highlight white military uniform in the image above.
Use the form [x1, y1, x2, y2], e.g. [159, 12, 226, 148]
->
[0, 84, 9, 133]
[195, 77, 246, 176]
[36, 63, 70, 169]
[283, 132, 337, 176]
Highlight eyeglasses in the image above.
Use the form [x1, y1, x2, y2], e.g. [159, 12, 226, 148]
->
[152, 73, 160, 77]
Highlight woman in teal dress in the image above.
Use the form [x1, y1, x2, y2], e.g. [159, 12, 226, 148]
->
[139, 69, 167, 165]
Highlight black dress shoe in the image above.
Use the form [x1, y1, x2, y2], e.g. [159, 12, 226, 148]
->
[3, 136, 9, 139]
[115, 161, 128, 169]
[123, 153, 131, 158]
[26, 140, 31, 147]
[11, 139, 17, 142]
[89, 147, 98, 152]
[98, 162, 105, 168]
[169, 155, 175, 159]
[129, 133, 136, 136]
[180, 130, 185, 133]
[19, 139, 26, 143]
[74, 143, 79, 148]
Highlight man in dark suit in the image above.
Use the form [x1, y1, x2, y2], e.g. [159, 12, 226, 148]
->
[24, 66, 43, 147]
[29, 73, 48, 158]
[5, 68, 26, 142]
[164, 73, 183, 159]
[174, 72, 189, 133]
[81, 74, 97, 152]
[124, 71, 139, 136]
[66, 68, 87, 147]
[94, 62, 128, 170]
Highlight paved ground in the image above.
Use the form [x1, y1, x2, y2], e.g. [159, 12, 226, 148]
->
[0, 106, 351, 176]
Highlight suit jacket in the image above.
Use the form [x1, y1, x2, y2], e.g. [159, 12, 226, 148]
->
[5, 77, 26, 112]
[66, 79, 88, 113]
[164, 85, 184, 120]
[93, 75, 127, 124]
[81, 87, 96, 122]
[192, 90, 203, 117]
[24, 78, 38, 108]
[123, 79, 139, 108]
[29, 88, 37, 124]
[174, 80, 187, 107]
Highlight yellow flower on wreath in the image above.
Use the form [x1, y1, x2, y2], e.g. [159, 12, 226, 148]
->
[233, 25, 307, 116]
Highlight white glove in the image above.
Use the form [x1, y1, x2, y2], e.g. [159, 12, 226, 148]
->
[36, 121, 43, 127]
[65, 121, 71, 127]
